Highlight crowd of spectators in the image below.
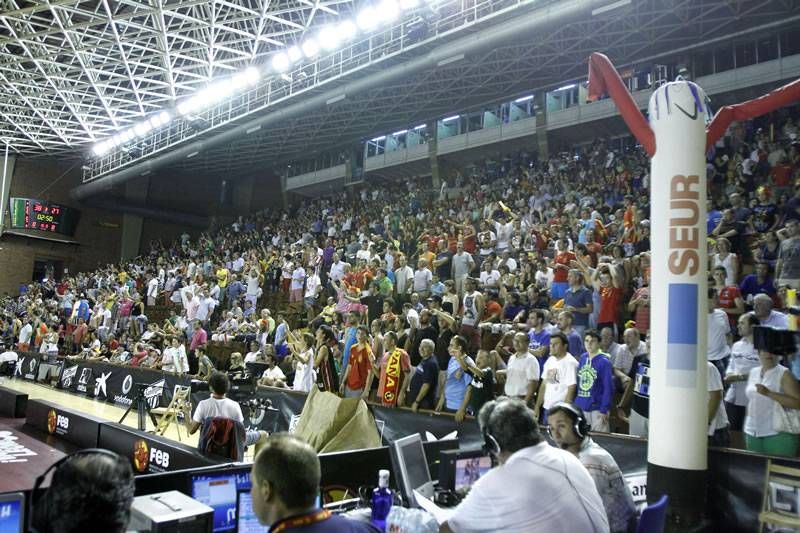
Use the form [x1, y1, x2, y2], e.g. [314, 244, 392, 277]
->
[0, 106, 798, 456]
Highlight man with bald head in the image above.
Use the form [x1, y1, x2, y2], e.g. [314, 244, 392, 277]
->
[752, 293, 789, 329]
[613, 328, 647, 389]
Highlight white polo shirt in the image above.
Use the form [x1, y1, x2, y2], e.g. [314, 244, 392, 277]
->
[504, 352, 540, 397]
[706, 309, 731, 361]
[448, 442, 609, 533]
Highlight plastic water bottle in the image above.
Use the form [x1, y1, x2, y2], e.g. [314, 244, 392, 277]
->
[371, 469, 393, 531]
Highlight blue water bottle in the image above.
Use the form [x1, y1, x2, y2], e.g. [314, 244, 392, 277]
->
[371, 469, 393, 531]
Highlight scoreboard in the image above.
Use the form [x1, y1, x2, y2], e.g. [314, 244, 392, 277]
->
[9, 197, 80, 236]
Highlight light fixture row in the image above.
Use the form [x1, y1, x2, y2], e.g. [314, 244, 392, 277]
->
[91, 0, 427, 158]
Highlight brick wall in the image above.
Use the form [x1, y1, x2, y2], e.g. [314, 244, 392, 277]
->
[0, 158, 122, 295]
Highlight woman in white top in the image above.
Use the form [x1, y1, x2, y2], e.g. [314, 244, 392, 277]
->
[744, 348, 800, 457]
[724, 314, 760, 432]
[710, 237, 738, 287]
[288, 330, 316, 393]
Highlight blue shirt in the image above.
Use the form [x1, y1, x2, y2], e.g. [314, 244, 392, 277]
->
[739, 274, 777, 300]
[707, 210, 722, 235]
[342, 326, 358, 371]
[444, 356, 474, 410]
[575, 353, 614, 414]
[566, 330, 584, 359]
[563, 286, 593, 327]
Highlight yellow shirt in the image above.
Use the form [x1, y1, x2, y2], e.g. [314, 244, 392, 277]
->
[216, 268, 229, 288]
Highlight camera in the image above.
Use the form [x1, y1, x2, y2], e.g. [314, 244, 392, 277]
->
[754, 326, 798, 356]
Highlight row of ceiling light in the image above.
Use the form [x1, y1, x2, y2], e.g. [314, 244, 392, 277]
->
[91, 0, 428, 158]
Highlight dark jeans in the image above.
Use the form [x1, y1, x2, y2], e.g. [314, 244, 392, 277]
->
[725, 402, 746, 432]
[709, 426, 731, 448]
[710, 356, 730, 388]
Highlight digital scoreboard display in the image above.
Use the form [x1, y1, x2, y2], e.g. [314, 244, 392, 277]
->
[9, 197, 80, 236]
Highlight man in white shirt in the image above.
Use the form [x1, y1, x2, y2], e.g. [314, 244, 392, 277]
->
[146, 276, 159, 307]
[498, 333, 540, 406]
[613, 328, 647, 387]
[412, 259, 432, 298]
[290, 262, 306, 304]
[443, 398, 609, 533]
[707, 290, 732, 380]
[18, 320, 33, 351]
[534, 332, 579, 422]
[393, 255, 414, 299]
[708, 362, 731, 447]
[547, 403, 636, 533]
[186, 372, 269, 458]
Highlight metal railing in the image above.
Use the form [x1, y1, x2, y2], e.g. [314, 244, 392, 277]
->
[82, 0, 545, 182]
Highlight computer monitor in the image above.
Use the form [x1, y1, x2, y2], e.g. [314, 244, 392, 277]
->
[190, 471, 251, 532]
[235, 491, 261, 533]
[0, 492, 25, 533]
[389, 434, 433, 508]
[236, 490, 321, 532]
[439, 449, 492, 495]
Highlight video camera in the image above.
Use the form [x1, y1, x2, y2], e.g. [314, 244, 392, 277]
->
[754, 326, 799, 356]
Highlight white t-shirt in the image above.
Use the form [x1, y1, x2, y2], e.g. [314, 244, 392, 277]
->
[244, 351, 260, 364]
[541, 354, 579, 409]
[19, 324, 33, 344]
[147, 278, 159, 299]
[706, 310, 731, 361]
[305, 274, 321, 299]
[413, 268, 432, 292]
[448, 442, 609, 533]
[494, 221, 514, 250]
[725, 337, 759, 406]
[707, 362, 730, 436]
[192, 397, 244, 424]
[0, 350, 18, 364]
[290, 267, 306, 290]
[480, 270, 501, 288]
[504, 353, 541, 397]
[262, 366, 286, 382]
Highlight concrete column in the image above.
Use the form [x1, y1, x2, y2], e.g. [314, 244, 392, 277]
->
[535, 93, 549, 159]
[120, 177, 149, 260]
[427, 120, 440, 192]
[279, 172, 288, 209]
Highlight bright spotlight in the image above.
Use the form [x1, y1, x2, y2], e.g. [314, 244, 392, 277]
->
[318, 26, 341, 50]
[357, 7, 378, 30]
[133, 121, 152, 137]
[158, 110, 171, 124]
[92, 142, 110, 156]
[121, 129, 135, 142]
[301, 39, 319, 58]
[338, 20, 357, 40]
[243, 66, 260, 85]
[287, 46, 302, 62]
[377, 0, 399, 22]
[272, 52, 290, 72]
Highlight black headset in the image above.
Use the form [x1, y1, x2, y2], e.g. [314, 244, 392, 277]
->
[29, 448, 122, 533]
[548, 402, 591, 440]
[482, 424, 501, 457]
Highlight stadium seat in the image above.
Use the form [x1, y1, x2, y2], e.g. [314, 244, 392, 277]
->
[637, 495, 668, 533]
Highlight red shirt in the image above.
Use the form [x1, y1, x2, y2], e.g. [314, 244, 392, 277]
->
[482, 300, 502, 321]
[598, 286, 622, 325]
[553, 251, 576, 283]
[631, 286, 650, 335]
[771, 164, 793, 187]
[346, 344, 373, 391]
[717, 285, 741, 326]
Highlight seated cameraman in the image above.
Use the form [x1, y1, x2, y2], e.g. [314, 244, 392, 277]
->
[186, 371, 269, 458]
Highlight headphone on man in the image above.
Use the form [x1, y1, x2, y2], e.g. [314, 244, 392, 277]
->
[482, 424, 501, 457]
[549, 401, 591, 440]
[29, 448, 123, 533]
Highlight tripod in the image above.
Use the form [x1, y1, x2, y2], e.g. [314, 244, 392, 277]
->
[119, 383, 159, 431]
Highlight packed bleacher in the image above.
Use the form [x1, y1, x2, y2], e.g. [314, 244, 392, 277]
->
[1, 105, 799, 457]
